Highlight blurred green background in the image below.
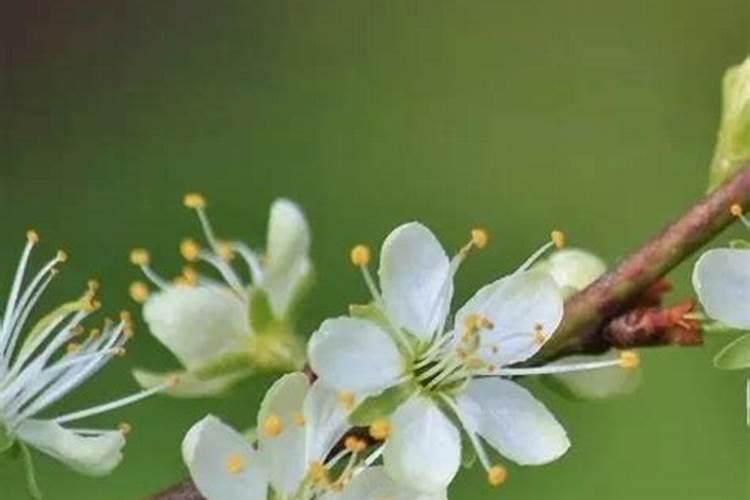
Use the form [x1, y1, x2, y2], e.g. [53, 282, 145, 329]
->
[3, 1, 749, 499]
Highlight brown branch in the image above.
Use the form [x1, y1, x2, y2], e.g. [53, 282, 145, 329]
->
[151, 165, 750, 500]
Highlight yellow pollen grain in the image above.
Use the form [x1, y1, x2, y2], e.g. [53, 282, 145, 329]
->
[487, 465, 507, 486]
[180, 239, 201, 262]
[183, 193, 207, 209]
[369, 418, 391, 440]
[730, 203, 744, 217]
[471, 228, 489, 249]
[129, 281, 150, 303]
[26, 229, 40, 243]
[619, 350, 640, 369]
[129, 248, 150, 266]
[225, 453, 246, 474]
[263, 414, 283, 437]
[292, 412, 306, 427]
[551, 230, 566, 249]
[309, 461, 329, 484]
[337, 390, 356, 410]
[344, 436, 366, 453]
[118, 422, 132, 435]
[349, 244, 371, 266]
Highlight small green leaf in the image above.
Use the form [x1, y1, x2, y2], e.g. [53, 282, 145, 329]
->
[349, 381, 418, 426]
[714, 333, 750, 370]
[249, 289, 275, 333]
[19, 442, 42, 500]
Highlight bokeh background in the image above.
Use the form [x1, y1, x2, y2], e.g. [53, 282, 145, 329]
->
[3, 1, 749, 499]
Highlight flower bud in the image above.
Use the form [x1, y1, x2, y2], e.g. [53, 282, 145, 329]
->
[708, 56, 750, 191]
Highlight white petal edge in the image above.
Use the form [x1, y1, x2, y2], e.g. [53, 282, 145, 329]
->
[308, 317, 404, 394]
[256, 372, 308, 496]
[182, 415, 268, 500]
[327, 466, 448, 500]
[692, 248, 750, 329]
[456, 377, 570, 465]
[16, 419, 125, 476]
[303, 380, 350, 464]
[143, 286, 251, 370]
[379, 222, 452, 339]
[263, 198, 312, 317]
[383, 396, 461, 493]
[456, 269, 564, 366]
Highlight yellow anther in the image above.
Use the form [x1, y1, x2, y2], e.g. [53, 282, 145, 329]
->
[263, 414, 283, 437]
[183, 193, 207, 209]
[292, 412, 306, 427]
[26, 230, 40, 243]
[551, 230, 566, 249]
[118, 422, 132, 435]
[83, 299, 101, 313]
[56, 250, 68, 263]
[87, 279, 100, 293]
[225, 453, 245, 474]
[114, 347, 127, 357]
[129, 281, 150, 303]
[349, 245, 371, 266]
[66, 342, 81, 354]
[487, 465, 507, 486]
[471, 228, 489, 249]
[71, 325, 84, 337]
[337, 390, 356, 410]
[344, 436, 366, 453]
[730, 203, 744, 217]
[166, 375, 181, 388]
[619, 350, 640, 369]
[533, 323, 546, 346]
[182, 266, 198, 286]
[309, 461, 330, 484]
[120, 310, 133, 324]
[369, 418, 391, 440]
[89, 328, 101, 339]
[129, 248, 150, 266]
[217, 241, 236, 261]
[180, 239, 201, 262]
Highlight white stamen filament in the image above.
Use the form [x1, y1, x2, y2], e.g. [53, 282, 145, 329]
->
[52, 382, 169, 424]
[495, 358, 622, 376]
[516, 240, 555, 273]
[138, 264, 170, 290]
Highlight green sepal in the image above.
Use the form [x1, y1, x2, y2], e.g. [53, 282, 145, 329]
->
[249, 288, 275, 333]
[349, 381, 418, 426]
[730, 239, 750, 249]
[0, 422, 15, 454]
[714, 333, 750, 370]
[19, 442, 42, 500]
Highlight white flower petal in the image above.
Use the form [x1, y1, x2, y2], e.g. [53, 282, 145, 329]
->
[693, 248, 750, 329]
[182, 415, 268, 500]
[329, 466, 448, 500]
[383, 396, 461, 493]
[379, 222, 452, 339]
[263, 198, 312, 317]
[16, 419, 125, 476]
[303, 380, 350, 464]
[456, 269, 564, 366]
[143, 286, 250, 370]
[541, 248, 607, 295]
[257, 372, 308, 496]
[456, 378, 570, 465]
[308, 317, 404, 394]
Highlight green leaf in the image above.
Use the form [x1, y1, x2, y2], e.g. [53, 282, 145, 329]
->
[248, 289, 275, 333]
[714, 333, 750, 370]
[19, 442, 42, 500]
[349, 381, 418, 426]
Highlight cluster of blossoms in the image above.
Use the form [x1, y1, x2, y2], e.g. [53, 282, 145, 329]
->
[0, 231, 173, 497]
[128, 194, 310, 397]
